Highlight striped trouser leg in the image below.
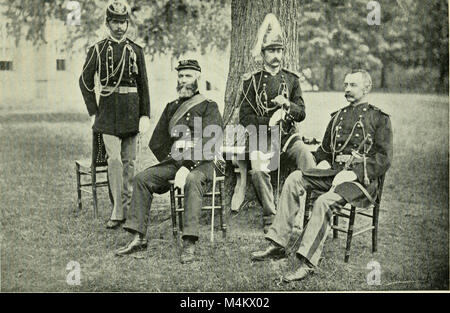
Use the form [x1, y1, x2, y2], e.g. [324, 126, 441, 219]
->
[296, 190, 345, 267]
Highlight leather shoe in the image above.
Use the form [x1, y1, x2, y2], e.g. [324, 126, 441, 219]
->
[283, 264, 314, 282]
[251, 243, 285, 261]
[106, 219, 125, 229]
[115, 237, 147, 256]
[180, 240, 196, 264]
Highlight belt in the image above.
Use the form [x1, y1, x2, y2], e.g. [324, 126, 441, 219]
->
[102, 86, 137, 94]
[335, 154, 352, 163]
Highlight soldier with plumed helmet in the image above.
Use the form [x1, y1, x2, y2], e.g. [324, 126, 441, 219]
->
[238, 13, 316, 233]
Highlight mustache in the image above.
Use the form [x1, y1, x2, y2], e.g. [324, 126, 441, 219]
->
[177, 80, 198, 93]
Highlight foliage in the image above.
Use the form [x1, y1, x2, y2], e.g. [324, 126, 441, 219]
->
[1, 0, 231, 58]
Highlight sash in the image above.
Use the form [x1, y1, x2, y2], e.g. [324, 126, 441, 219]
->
[168, 94, 206, 132]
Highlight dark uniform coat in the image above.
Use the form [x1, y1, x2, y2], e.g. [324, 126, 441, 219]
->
[238, 68, 305, 149]
[79, 37, 150, 138]
[149, 92, 223, 171]
[307, 102, 393, 207]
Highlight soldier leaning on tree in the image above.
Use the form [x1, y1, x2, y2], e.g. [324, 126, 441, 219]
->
[79, 1, 151, 230]
[238, 13, 316, 233]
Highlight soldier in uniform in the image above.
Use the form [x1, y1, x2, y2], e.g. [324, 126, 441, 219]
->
[251, 69, 393, 282]
[115, 60, 223, 264]
[238, 14, 315, 232]
[79, 1, 150, 229]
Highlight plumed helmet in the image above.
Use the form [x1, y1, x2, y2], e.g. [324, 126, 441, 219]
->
[251, 13, 285, 60]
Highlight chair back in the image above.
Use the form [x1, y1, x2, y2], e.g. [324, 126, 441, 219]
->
[92, 132, 108, 167]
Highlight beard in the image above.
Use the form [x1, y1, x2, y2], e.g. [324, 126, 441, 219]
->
[177, 80, 198, 99]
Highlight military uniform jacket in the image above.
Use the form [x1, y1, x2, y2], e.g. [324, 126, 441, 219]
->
[308, 102, 393, 207]
[79, 37, 150, 137]
[238, 68, 305, 149]
[149, 92, 223, 171]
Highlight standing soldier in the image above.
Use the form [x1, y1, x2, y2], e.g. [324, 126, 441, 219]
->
[251, 69, 393, 282]
[238, 13, 315, 233]
[79, 1, 150, 229]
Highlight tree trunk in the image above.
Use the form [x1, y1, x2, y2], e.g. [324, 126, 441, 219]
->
[380, 60, 387, 90]
[223, 0, 302, 210]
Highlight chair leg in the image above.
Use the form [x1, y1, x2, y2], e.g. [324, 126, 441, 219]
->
[177, 189, 184, 232]
[372, 203, 380, 253]
[333, 215, 339, 239]
[344, 205, 357, 263]
[219, 180, 227, 239]
[76, 164, 82, 211]
[169, 184, 178, 239]
[91, 168, 98, 218]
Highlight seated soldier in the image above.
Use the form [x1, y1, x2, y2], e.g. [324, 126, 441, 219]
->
[238, 14, 315, 233]
[115, 60, 223, 264]
[251, 69, 393, 282]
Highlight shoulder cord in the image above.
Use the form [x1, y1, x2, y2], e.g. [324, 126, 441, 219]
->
[319, 108, 342, 164]
[80, 40, 108, 92]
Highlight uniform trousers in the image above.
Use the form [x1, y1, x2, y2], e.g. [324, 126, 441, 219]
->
[266, 170, 347, 267]
[123, 161, 214, 240]
[250, 140, 316, 225]
[103, 134, 137, 221]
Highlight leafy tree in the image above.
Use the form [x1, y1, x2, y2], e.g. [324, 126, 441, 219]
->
[2, 0, 231, 58]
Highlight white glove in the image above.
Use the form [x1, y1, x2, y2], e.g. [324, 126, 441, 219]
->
[90, 115, 96, 127]
[174, 166, 190, 190]
[139, 116, 150, 133]
[271, 95, 290, 109]
[316, 160, 331, 170]
[269, 108, 286, 126]
[332, 170, 357, 187]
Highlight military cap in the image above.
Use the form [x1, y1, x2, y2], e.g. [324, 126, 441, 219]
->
[106, 1, 129, 21]
[175, 59, 201, 72]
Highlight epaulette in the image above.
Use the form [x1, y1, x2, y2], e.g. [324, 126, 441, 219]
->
[126, 37, 143, 49]
[330, 109, 340, 117]
[282, 68, 300, 78]
[368, 104, 390, 116]
[242, 70, 260, 81]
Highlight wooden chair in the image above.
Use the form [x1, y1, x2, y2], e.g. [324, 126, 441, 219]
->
[75, 131, 113, 218]
[169, 174, 227, 243]
[304, 175, 386, 262]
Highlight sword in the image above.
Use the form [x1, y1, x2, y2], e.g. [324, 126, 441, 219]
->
[330, 134, 372, 192]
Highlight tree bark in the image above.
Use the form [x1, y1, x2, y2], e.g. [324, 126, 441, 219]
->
[223, 0, 302, 210]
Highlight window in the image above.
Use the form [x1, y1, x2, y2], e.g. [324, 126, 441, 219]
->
[0, 61, 13, 71]
[56, 59, 66, 71]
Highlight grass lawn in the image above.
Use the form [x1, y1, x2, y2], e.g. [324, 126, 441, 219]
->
[0, 92, 448, 291]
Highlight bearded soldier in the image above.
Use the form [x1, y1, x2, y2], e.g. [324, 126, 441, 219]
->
[115, 60, 223, 264]
[238, 14, 315, 233]
[251, 69, 393, 282]
[79, 1, 151, 229]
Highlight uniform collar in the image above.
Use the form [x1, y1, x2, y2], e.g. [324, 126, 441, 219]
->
[262, 65, 281, 76]
[348, 101, 369, 109]
[108, 35, 127, 44]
